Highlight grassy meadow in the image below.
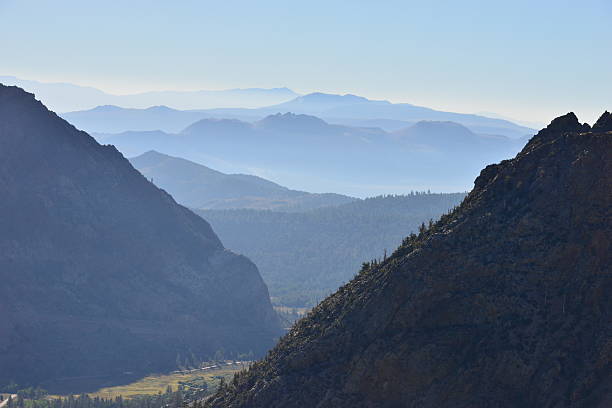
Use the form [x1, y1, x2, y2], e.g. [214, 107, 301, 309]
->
[50, 363, 247, 399]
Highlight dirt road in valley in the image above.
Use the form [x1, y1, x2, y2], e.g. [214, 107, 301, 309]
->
[0, 395, 17, 408]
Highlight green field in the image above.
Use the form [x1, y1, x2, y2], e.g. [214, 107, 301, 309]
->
[51, 363, 247, 399]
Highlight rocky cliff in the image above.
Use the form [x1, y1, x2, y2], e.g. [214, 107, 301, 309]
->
[205, 112, 611, 407]
[0, 85, 281, 387]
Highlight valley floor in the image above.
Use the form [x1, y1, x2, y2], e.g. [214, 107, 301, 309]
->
[0, 395, 17, 408]
[40, 362, 248, 398]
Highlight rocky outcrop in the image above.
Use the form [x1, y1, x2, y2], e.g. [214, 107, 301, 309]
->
[205, 112, 611, 407]
[0, 85, 281, 387]
[592, 111, 612, 132]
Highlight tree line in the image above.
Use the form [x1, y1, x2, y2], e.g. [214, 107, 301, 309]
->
[197, 192, 466, 307]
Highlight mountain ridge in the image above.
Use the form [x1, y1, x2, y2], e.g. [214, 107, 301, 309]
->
[130, 150, 356, 211]
[0, 84, 281, 388]
[204, 112, 612, 407]
[95, 114, 526, 196]
[0, 76, 299, 112]
[57, 91, 534, 138]
[201, 92, 535, 138]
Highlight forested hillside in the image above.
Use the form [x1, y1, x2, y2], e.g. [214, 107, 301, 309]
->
[197, 192, 465, 307]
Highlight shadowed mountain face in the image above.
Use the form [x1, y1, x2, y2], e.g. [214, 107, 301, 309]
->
[96, 114, 525, 197]
[130, 151, 355, 211]
[205, 113, 612, 408]
[0, 85, 281, 387]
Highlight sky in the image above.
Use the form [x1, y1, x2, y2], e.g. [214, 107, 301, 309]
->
[1, 0, 610, 124]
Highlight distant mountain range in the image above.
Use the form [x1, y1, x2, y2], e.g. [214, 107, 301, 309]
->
[0, 76, 298, 112]
[130, 150, 356, 211]
[3, 77, 534, 195]
[94, 113, 527, 196]
[475, 111, 546, 129]
[199, 92, 536, 138]
[61, 91, 534, 138]
[391, 120, 518, 152]
[3, 76, 534, 137]
[62, 105, 212, 133]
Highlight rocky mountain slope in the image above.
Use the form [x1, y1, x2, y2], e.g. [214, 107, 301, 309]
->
[205, 112, 612, 407]
[0, 85, 281, 388]
[130, 151, 355, 211]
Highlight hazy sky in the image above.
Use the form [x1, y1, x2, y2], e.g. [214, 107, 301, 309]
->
[1, 0, 610, 124]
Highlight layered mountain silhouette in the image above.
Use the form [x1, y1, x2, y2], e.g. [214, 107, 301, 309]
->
[205, 112, 611, 407]
[60, 92, 534, 138]
[392, 120, 526, 152]
[0, 85, 281, 388]
[95, 113, 525, 196]
[62, 105, 212, 133]
[130, 150, 355, 211]
[0, 76, 298, 112]
[128, 151, 464, 307]
[200, 92, 535, 138]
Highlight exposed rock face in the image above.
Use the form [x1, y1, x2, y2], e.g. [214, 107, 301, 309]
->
[0, 85, 281, 387]
[205, 112, 612, 407]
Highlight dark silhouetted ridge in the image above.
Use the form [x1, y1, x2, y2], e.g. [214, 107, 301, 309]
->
[205, 112, 611, 408]
[528, 112, 590, 146]
[593, 111, 612, 132]
[0, 84, 281, 388]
